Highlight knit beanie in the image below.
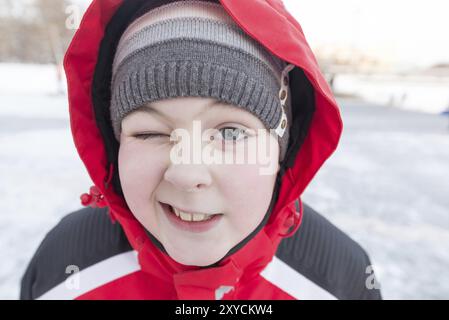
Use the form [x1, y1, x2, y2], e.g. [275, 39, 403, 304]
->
[110, 0, 294, 162]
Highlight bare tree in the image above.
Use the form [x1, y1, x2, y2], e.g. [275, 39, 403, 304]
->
[0, 0, 75, 64]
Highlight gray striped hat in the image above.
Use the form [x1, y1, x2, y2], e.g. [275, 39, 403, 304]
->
[110, 0, 294, 161]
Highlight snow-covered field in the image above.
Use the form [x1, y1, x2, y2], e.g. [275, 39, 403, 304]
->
[1, 63, 449, 299]
[302, 99, 449, 299]
[0, 64, 91, 299]
[334, 73, 449, 115]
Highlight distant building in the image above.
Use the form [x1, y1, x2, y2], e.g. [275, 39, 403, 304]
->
[420, 64, 449, 77]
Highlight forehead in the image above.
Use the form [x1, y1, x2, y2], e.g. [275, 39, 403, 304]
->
[128, 96, 263, 126]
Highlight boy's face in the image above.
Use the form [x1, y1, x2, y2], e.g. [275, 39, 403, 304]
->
[118, 97, 280, 266]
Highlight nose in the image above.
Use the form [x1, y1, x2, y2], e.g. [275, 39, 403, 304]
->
[164, 162, 213, 192]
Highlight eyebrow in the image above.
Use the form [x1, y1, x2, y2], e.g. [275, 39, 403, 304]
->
[137, 99, 235, 119]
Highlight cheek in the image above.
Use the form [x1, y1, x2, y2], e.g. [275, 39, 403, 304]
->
[218, 161, 278, 234]
[118, 144, 166, 213]
[216, 136, 279, 234]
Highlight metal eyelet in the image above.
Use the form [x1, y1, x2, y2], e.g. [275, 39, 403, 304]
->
[274, 63, 295, 138]
[279, 89, 287, 101]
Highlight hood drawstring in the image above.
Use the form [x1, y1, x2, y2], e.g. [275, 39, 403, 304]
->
[79, 163, 118, 223]
[80, 185, 107, 208]
[80, 163, 115, 208]
[278, 198, 302, 238]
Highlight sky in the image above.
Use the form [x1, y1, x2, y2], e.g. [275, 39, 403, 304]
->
[283, 0, 449, 69]
[75, 0, 449, 69]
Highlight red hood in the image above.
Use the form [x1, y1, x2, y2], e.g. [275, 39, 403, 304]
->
[64, 0, 343, 298]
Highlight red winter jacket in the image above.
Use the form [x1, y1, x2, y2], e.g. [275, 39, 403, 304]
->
[20, 0, 382, 300]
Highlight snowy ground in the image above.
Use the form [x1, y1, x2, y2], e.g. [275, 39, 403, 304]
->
[302, 99, 449, 299]
[1, 64, 449, 299]
[0, 93, 92, 300]
[333, 73, 449, 115]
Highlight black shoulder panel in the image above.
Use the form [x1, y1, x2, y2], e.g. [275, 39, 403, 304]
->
[276, 202, 382, 300]
[20, 207, 132, 300]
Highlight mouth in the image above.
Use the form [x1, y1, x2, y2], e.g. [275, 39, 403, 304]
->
[159, 201, 223, 233]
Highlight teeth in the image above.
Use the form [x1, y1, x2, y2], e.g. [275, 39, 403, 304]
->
[192, 213, 206, 221]
[179, 211, 191, 221]
[171, 206, 214, 222]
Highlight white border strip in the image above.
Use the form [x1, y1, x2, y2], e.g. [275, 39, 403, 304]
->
[37, 251, 140, 300]
[260, 256, 338, 300]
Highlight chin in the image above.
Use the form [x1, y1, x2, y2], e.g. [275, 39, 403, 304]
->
[167, 247, 226, 267]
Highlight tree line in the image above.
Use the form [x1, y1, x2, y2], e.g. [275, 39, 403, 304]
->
[0, 0, 75, 64]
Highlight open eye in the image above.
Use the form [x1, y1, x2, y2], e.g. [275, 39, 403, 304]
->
[217, 126, 249, 142]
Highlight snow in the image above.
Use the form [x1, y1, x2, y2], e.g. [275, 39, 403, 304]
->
[0, 63, 67, 97]
[334, 73, 449, 115]
[1, 63, 449, 299]
[0, 64, 90, 299]
[0, 127, 92, 298]
[302, 99, 449, 299]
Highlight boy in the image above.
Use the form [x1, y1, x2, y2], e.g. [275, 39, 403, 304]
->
[21, 0, 381, 300]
